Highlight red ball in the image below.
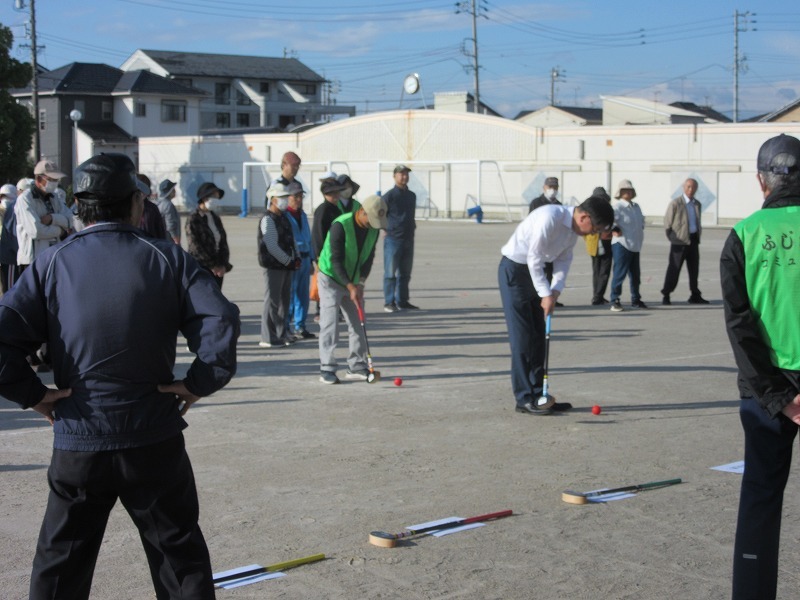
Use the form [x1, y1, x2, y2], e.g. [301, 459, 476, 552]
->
[394, 377, 403, 387]
[592, 405, 602, 415]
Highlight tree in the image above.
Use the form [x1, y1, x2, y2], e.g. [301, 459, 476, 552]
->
[0, 24, 34, 183]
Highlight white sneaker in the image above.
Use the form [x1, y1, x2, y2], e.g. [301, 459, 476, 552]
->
[345, 369, 369, 380]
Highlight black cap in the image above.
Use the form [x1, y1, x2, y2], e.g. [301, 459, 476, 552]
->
[336, 173, 360, 196]
[197, 182, 224, 201]
[159, 179, 177, 197]
[73, 153, 139, 206]
[757, 134, 800, 174]
[592, 186, 611, 202]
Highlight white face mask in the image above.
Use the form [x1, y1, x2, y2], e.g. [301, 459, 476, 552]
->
[339, 187, 353, 200]
[544, 188, 557, 200]
[276, 197, 289, 212]
[44, 180, 59, 194]
[204, 198, 215, 211]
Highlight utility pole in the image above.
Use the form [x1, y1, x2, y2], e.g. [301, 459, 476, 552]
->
[550, 66, 565, 106]
[27, 0, 41, 161]
[456, 0, 486, 114]
[733, 10, 755, 123]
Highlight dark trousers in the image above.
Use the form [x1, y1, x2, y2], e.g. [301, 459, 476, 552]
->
[732, 399, 798, 600]
[591, 239, 612, 302]
[261, 267, 293, 344]
[383, 236, 414, 304]
[661, 232, 701, 297]
[609, 244, 641, 303]
[498, 256, 545, 406]
[29, 434, 215, 600]
[0, 263, 19, 294]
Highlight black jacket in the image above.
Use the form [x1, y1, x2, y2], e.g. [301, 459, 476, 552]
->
[720, 185, 800, 417]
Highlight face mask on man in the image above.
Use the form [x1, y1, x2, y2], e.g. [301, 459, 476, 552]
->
[276, 197, 289, 212]
[204, 198, 215, 211]
[339, 187, 353, 201]
[544, 188, 557, 200]
[43, 180, 59, 194]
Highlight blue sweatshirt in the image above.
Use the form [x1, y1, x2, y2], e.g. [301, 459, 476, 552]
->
[0, 223, 240, 451]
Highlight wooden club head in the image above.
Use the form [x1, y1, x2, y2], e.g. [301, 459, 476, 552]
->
[367, 371, 380, 383]
[561, 490, 589, 505]
[368, 531, 397, 547]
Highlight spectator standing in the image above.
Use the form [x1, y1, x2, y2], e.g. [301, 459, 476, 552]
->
[286, 182, 315, 339]
[258, 182, 300, 348]
[157, 179, 181, 244]
[186, 182, 231, 288]
[15, 159, 73, 270]
[528, 176, 561, 213]
[585, 186, 613, 305]
[0, 183, 19, 293]
[0, 152, 239, 599]
[318, 195, 388, 384]
[383, 164, 419, 312]
[609, 180, 647, 312]
[661, 177, 710, 305]
[135, 174, 167, 239]
[721, 134, 800, 600]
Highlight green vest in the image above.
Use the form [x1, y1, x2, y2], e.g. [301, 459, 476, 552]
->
[733, 205, 800, 370]
[318, 212, 378, 287]
[338, 198, 361, 215]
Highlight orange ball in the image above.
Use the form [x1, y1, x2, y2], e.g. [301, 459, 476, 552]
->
[592, 405, 602, 415]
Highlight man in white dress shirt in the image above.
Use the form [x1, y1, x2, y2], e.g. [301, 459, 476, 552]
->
[498, 196, 614, 415]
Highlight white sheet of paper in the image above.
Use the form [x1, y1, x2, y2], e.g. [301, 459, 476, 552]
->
[407, 516, 462, 530]
[213, 564, 285, 589]
[587, 491, 635, 503]
[711, 460, 745, 474]
[431, 522, 485, 537]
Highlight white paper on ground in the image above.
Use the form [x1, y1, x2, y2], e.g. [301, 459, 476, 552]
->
[431, 522, 485, 537]
[711, 460, 745, 474]
[586, 489, 636, 503]
[407, 516, 462, 530]
[212, 564, 286, 589]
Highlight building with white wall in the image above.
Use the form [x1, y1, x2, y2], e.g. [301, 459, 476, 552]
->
[137, 109, 800, 223]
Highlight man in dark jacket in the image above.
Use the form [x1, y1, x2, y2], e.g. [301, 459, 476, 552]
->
[382, 164, 419, 312]
[721, 134, 800, 600]
[0, 153, 240, 599]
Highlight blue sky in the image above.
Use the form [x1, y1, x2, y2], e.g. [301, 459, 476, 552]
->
[1, 0, 798, 119]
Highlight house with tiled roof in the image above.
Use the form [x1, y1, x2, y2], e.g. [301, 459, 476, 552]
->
[11, 62, 204, 178]
[121, 49, 355, 131]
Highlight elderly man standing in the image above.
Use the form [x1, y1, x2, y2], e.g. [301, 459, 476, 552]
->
[661, 177, 709, 305]
[0, 153, 239, 599]
[383, 164, 419, 313]
[722, 134, 800, 600]
[15, 159, 72, 270]
[157, 179, 181, 244]
[528, 176, 560, 213]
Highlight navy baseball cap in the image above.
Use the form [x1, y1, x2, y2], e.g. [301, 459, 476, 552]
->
[757, 134, 800, 174]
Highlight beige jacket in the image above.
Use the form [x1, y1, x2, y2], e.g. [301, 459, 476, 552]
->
[664, 195, 701, 246]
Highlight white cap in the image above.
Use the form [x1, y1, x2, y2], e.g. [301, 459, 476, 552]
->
[16, 178, 33, 193]
[0, 183, 17, 199]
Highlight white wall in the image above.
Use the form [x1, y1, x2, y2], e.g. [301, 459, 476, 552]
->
[137, 111, 800, 223]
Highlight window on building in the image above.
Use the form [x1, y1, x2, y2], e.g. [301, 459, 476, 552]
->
[236, 113, 250, 128]
[236, 89, 251, 106]
[102, 101, 112, 120]
[135, 101, 147, 117]
[161, 100, 187, 122]
[39, 109, 46, 131]
[216, 112, 231, 128]
[259, 82, 270, 94]
[215, 83, 231, 105]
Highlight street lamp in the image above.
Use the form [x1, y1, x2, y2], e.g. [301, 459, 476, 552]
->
[69, 109, 82, 171]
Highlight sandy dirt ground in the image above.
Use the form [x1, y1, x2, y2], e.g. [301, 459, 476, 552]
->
[3, 214, 800, 599]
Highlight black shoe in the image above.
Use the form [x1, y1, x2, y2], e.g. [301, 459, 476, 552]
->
[398, 301, 420, 310]
[591, 298, 608, 306]
[555, 301, 564, 307]
[384, 302, 399, 313]
[298, 329, 316, 339]
[662, 295, 671, 306]
[551, 401, 573, 411]
[688, 295, 710, 305]
[631, 300, 648, 309]
[515, 401, 554, 416]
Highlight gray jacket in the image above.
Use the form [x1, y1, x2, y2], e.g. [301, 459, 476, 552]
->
[664, 195, 701, 246]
